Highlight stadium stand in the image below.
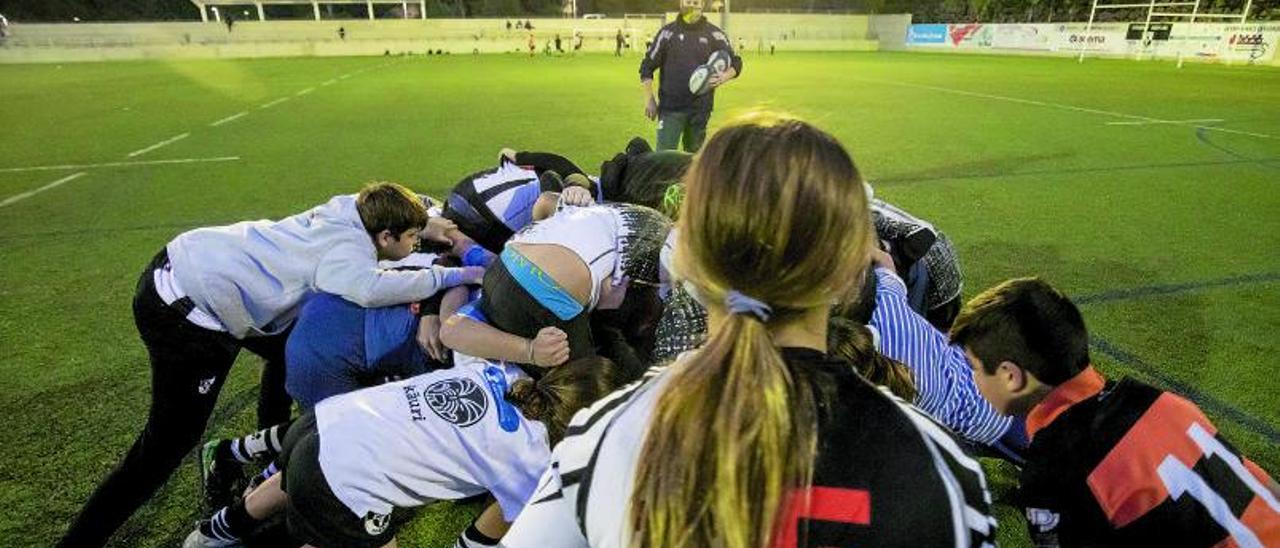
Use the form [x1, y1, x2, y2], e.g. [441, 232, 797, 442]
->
[0, 14, 902, 63]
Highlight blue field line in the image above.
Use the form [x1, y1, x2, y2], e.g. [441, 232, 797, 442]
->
[878, 156, 1276, 186]
[1074, 272, 1280, 306]
[1195, 127, 1280, 172]
[1090, 337, 1280, 446]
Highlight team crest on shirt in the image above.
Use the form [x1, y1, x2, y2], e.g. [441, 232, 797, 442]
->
[363, 511, 390, 536]
[1026, 507, 1060, 532]
[422, 378, 488, 427]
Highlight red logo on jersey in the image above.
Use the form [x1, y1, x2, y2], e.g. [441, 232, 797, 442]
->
[774, 486, 870, 547]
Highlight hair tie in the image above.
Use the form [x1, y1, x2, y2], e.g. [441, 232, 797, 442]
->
[725, 290, 772, 322]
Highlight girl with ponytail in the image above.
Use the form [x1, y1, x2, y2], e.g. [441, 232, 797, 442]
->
[503, 112, 996, 548]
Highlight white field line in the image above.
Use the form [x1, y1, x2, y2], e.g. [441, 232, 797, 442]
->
[0, 172, 87, 207]
[321, 78, 337, 86]
[209, 111, 249, 127]
[339, 73, 352, 80]
[869, 80, 1276, 140]
[126, 133, 190, 158]
[1106, 118, 1224, 126]
[296, 87, 315, 96]
[0, 156, 241, 174]
[260, 97, 291, 109]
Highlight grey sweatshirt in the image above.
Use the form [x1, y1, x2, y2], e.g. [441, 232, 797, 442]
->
[167, 194, 465, 339]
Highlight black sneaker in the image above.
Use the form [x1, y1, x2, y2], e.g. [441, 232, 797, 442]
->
[200, 440, 244, 510]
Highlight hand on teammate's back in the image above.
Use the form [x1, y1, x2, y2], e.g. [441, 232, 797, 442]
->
[500, 147, 518, 164]
[421, 216, 457, 246]
[417, 315, 447, 362]
[457, 266, 486, 285]
[532, 327, 570, 367]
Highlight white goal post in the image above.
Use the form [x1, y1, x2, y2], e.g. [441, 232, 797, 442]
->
[1077, 0, 1253, 66]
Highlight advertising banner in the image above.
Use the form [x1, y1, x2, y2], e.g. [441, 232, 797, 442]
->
[906, 24, 948, 46]
[904, 21, 1279, 64]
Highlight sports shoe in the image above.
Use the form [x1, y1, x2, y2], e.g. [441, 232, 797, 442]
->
[200, 439, 244, 511]
[183, 523, 241, 548]
[241, 465, 271, 499]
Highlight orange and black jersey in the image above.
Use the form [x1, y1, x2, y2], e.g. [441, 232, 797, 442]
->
[1019, 367, 1280, 547]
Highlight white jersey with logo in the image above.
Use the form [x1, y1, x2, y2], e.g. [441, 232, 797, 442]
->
[509, 204, 622, 310]
[315, 354, 549, 522]
[471, 161, 544, 232]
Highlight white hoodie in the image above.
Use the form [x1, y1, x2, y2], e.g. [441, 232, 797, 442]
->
[167, 194, 464, 338]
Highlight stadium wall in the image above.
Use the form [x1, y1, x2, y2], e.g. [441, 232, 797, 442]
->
[902, 21, 1280, 66]
[0, 15, 891, 63]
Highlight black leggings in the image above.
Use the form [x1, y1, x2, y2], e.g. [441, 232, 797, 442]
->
[478, 256, 595, 365]
[56, 250, 293, 547]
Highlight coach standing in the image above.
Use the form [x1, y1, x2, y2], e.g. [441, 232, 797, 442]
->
[640, 0, 742, 152]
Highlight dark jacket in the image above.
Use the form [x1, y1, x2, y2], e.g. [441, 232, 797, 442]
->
[639, 16, 742, 115]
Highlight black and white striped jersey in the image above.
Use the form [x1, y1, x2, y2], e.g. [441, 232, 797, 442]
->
[502, 348, 997, 548]
[871, 198, 962, 310]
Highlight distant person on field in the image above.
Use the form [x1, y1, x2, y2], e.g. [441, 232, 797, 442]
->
[640, 0, 742, 152]
[0, 13, 9, 41]
[951, 278, 1280, 547]
[506, 19, 512, 31]
[338, 26, 345, 40]
[55, 183, 483, 547]
[527, 32, 535, 56]
[554, 33, 562, 54]
[615, 28, 625, 56]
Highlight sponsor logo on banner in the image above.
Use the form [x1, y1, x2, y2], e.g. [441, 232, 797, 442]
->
[1228, 33, 1269, 63]
[906, 24, 947, 45]
[904, 21, 1279, 63]
[993, 24, 1051, 50]
[949, 24, 984, 46]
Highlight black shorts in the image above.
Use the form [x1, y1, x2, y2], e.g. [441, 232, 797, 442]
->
[278, 413, 397, 548]
[478, 254, 595, 366]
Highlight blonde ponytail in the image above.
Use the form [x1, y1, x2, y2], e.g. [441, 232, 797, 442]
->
[632, 112, 873, 547]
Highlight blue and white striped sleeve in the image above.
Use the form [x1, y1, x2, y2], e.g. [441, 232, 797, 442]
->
[870, 268, 1012, 447]
[869, 267, 946, 412]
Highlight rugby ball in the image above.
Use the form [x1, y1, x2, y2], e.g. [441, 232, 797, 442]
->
[707, 49, 732, 75]
[688, 64, 713, 96]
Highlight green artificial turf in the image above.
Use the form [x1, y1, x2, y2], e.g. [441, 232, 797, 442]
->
[0, 50, 1277, 547]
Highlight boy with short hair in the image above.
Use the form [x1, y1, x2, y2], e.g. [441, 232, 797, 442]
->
[58, 182, 484, 547]
[950, 277, 1280, 547]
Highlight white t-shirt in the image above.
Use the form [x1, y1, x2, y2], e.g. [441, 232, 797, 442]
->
[315, 354, 550, 522]
[510, 205, 623, 310]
